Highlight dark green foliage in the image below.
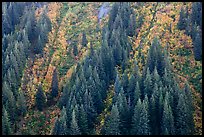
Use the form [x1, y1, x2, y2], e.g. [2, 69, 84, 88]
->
[131, 98, 142, 135]
[82, 32, 88, 47]
[116, 91, 130, 135]
[177, 7, 186, 30]
[121, 71, 129, 93]
[133, 60, 140, 80]
[51, 68, 59, 98]
[34, 35, 43, 54]
[17, 91, 27, 116]
[138, 99, 150, 135]
[127, 13, 136, 37]
[52, 107, 68, 135]
[52, 118, 61, 135]
[35, 85, 46, 111]
[102, 104, 120, 135]
[161, 95, 175, 135]
[143, 68, 153, 98]
[26, 7, 38, 44]
[183, 82, 195, 134]
[193, 28, 202, 61]
[78, 104, 89, 135]
[2, 107, 12, 135]
[150, 94, 157, 135]
[83, 91, 97, 130]
[176, 93, 190, 135]
[191, 2, 202, 27]
[131, 99, 150, 135]
[133, 82, 141, 107]
[55, 3, 196, 136]
[70, 108, 81, 135]
[127, 74, 136, 105]
[73, 45, 78, 56]
[146, 37, 165, 76]
[4, 87, 17, 124]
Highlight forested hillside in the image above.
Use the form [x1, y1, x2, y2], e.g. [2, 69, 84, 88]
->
[2, 2, 202, 135]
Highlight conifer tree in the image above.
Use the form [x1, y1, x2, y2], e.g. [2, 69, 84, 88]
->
[52, 118, 60, 135]
[193, 28, 202, 61]
[177, 7, 186, 30]
[161, 96, 175, 135]
[35, 84, 46, 111]
[114, 72, 121, 94]
[121, 71, 129, 93]
[183, 82, 195, 134]
[131, 99, 150, 135]
[78, 104, 88, 135]
[127, 74, 136, 105]
[17, 91, 26, 116]
[103, 104, 120, 135]
[70, 108, 81, 135]
[176, 93, 190, 135]
[138, 100, 150, 135]
[133, 81, 141, 108]
[2, 107, 12, 135]
[51, 68, 58, 98]
[143, 68, 153, 98]
[73, 45, 78, 56]
[82, 32, 88, 47]
[131, 98, 142, 135]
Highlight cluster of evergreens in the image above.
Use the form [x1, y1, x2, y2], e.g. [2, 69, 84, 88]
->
[2, 2, 198, 135]
[177, 2, 202, 61]
[2, 2, 51, 135]
[52, 2, 194, 135]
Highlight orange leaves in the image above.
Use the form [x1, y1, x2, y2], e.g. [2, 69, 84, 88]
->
[47, 3, 62, 25]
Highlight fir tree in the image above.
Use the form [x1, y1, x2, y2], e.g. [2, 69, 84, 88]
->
[73, 45, 78, 56]
[82, 32, 88, 47]
[78, 104, 89, 135]
[176, 93, 190, 135]
[17, 91, 26, 116]
[70, 108, 81, 135]
[193, 28, 202, 61]
[131, 98, 142, 135]
[161, 96, 175, 135]
[35, 84, 46, 111]
[51, 68, 58, 98]
[2, 107, 12, 135]
[143, 68, 153, 98]
[103, 104, 120, 135]
[177, 7, 186, 30]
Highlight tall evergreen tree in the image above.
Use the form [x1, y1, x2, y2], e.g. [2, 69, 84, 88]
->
[70, 108, 81, 135]
[131, 98, 142, 135]
[102, 104, 120, 135]
[114, 72, 121, 94]
[127, 13, 136, 37]
[193, 27, 202, 61]
[82, 32, 88, 47]
[51, 68, 58, 98]
[2, 107, 12, 135]
[131, 99, 150, 135]
[35, 84, 46, 111]
[78, 104, 89, 135]
[183, 82, 195, 134]
[52, 118, 61, 135]
[176, 93, 190, 135]
[73, 45, 78, 56]
[121, 71, 129, 93]
[161, 96, 175, 135]
[17, 91, 26, 116]
[177, 7, 186, 30]
[143, 68, 153, 98]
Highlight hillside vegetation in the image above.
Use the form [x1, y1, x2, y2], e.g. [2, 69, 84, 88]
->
[2, 2, 202, 135]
